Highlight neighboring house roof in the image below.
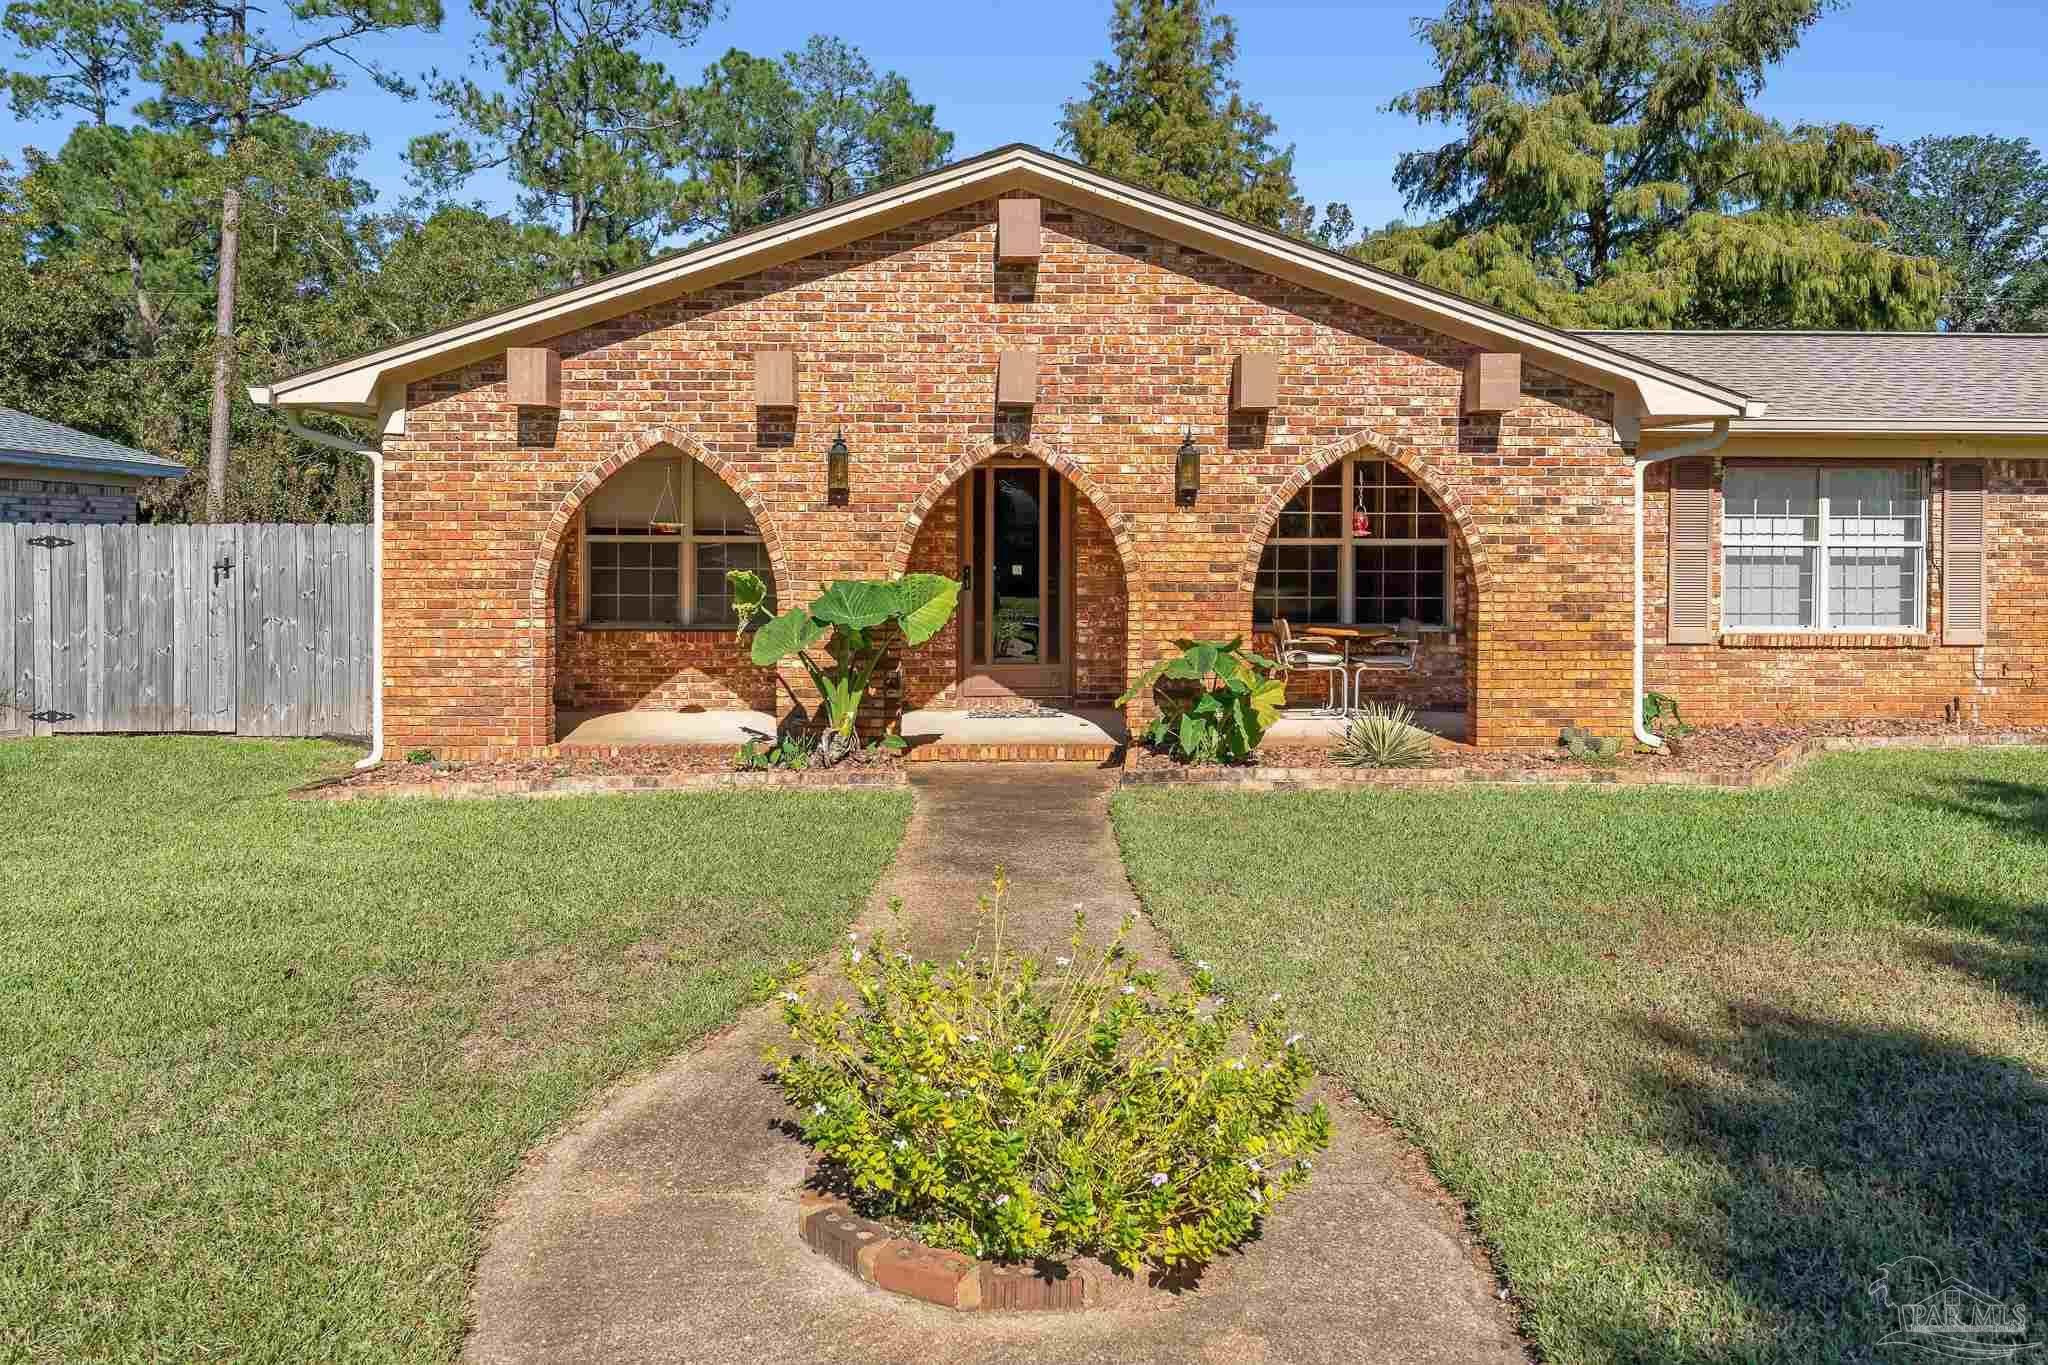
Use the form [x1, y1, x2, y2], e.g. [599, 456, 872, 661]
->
[0, 407, 184, 479]
[250, 143, 1762, 426]
[1584, 331, 2048, 435]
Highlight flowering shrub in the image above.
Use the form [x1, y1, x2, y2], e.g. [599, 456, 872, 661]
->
[769, 879, 1330, 1271]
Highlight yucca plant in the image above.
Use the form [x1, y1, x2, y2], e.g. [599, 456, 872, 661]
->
[1332, 702, 1437, 768]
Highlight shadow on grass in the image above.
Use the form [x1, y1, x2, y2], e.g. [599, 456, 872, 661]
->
[1597, 1004, 2048, 1363]
[1899, 775, 2048, 843]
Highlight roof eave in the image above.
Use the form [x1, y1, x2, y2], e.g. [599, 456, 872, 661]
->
[0, 448, 182, 478]
[254, 146, 1754, 424]
[1650, 418, 2048, 438]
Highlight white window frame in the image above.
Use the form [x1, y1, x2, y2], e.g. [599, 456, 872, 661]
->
[1721, 462, 1927, 635]
[1256, 456, 1457, 629]
[580, 456, 770, 628]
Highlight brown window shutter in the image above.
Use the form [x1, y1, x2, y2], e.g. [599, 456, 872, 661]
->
[1666, 458, 1713, 644]
[1943, 462, 1988, 646]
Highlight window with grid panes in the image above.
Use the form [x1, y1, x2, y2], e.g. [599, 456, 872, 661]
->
[1252, 458, 1452, 627]
[581, 453, 775, 626]
[1722, 465, 1923, 631]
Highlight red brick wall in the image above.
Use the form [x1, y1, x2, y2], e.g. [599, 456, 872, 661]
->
[382, 192, 1637, 757]
[548, 522, 775, 712]
[1644, 456, 2047, 726]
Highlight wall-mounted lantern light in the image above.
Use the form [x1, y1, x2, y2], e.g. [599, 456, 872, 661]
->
[1174, 428, 1201, 506]
[826, 430, 850, 506]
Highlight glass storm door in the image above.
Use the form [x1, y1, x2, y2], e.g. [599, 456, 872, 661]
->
[960, 462, 1069, 700]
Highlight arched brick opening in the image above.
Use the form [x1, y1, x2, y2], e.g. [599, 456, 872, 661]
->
[1242, 427, 1490, 745]
[893, 436, 1136, 712]
[528, 426, 794, 744]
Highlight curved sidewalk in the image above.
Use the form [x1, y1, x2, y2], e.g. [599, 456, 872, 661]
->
[463, 765, 1527, 1365]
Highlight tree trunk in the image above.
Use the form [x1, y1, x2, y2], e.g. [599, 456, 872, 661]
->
[206, 174, 242, 521]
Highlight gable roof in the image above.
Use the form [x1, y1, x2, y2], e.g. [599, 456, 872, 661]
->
[1586, 331, 2048, 434]
[0, 407, 183, 478]
[250, 143, 1761, 426]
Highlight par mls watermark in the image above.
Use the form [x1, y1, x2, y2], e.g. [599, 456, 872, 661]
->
[1870, 1257, 2041, 1360]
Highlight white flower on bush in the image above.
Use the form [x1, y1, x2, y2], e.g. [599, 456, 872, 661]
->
[992, 1193, 1010, 1208]
[1011, 1044, 1026, 1054]
[1229, 1059, 1246, 1071]
[893, 1138, 908, 1151]
[1249, 1187, 1264, 1204]
[850, 949, 862, 964]
[1286, 1033, 1303, 1047]
[896, 950, 912, 962]
[1055, 955, 1071, 967]
[779, 991, 800, 1003]
[964, 1032, 980, 1043]
[1246, 1158, 1263, 1173]
[1297, 1158, 1313, 1171]
[1149, 1172, 1169, 1188]
[848, 932, 859, 941]
[812, 1103, 827, 1116]
[1121, 984, 1136, 996]
[1195, 960, 1211, 971]
[1268, 992, 1282, 1003]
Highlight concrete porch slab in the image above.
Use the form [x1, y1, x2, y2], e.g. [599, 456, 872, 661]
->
[1268, 706, 1468, 744]
[557, 709, 775, 747]
[900, 706, 1129, 747]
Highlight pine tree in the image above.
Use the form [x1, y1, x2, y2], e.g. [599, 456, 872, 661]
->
[407, 0, 717, 282]
[675, 36, 953, 240]
[1057, 0, 1312, 232]
[1364, 0, 1943, 329]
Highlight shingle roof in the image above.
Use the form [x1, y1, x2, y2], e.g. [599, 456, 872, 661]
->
[1580, 331, 2048, 428]
[0, 407, 183, 476]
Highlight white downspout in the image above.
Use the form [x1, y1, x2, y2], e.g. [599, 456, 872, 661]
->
[264, 399, 385, 771]
[1632, 418, 1731, 750]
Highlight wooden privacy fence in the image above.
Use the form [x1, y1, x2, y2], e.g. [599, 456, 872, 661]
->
[2, 523, 372, 740]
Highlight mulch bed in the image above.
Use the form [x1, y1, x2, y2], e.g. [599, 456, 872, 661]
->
[1124, 719, 2048, 787]
[296, 745, 906, 800]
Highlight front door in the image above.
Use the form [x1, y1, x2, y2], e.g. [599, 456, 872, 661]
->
[959, 461, 1071, 701]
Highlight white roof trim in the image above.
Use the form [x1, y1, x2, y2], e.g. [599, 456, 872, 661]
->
[1651, 419, 2048, 438]
[252, 144, 1761, 423]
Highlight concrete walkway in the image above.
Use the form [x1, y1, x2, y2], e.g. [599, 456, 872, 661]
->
[463, 766, 1527, 1365]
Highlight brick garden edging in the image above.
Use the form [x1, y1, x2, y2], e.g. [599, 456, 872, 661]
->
[289, 766, 908, 802]
[1119, 731, 2047, 794]
[799, 1194, 1088, 1312]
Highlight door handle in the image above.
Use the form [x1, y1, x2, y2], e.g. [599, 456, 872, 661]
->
[960, 563, 975, 591]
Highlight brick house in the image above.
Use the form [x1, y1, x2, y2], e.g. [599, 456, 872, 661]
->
[1, 407, 182, 523]
[250, 146, 2045, 761]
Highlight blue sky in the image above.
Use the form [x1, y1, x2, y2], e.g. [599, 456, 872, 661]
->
[6, 0, 2044, 234]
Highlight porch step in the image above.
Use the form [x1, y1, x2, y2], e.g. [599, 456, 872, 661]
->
[907, 741, 1121, 764]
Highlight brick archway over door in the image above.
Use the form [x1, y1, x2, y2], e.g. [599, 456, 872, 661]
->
[890, 435, 1139, 582]
[526, 425, 794, 745]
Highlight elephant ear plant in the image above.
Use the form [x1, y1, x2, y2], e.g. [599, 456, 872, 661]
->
[1118, 637, 1287, 765]
[728, 570, 961, 765]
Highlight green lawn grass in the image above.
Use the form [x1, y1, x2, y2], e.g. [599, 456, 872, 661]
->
[1112, 751, 2048, 1364]
[0, 737, 910, 1363]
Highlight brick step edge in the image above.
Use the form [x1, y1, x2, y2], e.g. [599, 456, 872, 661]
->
[799, 1194, 1088, 1312]
[907, 742, 1122, 764]
[1120, 731, 2048, 793]
[289, 767, 910, 802]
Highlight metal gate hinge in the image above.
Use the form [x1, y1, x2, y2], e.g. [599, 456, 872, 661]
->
[28, 710, 74, 723]
[27, 535, 73, 549]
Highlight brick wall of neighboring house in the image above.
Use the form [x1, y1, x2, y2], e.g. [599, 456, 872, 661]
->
[1643, 457, 2048, 727]
[382, 192, 1635, 758]
[0, 475, 141, 523]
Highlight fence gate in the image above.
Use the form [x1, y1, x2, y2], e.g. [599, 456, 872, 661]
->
[1, 522, 368, 740]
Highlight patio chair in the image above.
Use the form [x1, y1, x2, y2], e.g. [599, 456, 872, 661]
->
[1346, 619, 1422, 702]
[1274, 618, 1350, 715]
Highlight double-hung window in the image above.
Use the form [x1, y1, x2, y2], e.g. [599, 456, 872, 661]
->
[581, 454, 775, 626]
[1722, 464, 1924, 632]
[1252, 458, 1453, 628]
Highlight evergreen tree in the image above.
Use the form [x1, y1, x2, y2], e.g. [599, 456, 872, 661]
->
[1364, 0, 1943, 329]
[1057, 0, 1320, 232]
[1873, 134, 2048, 332]
[407, 0, 718, 281]
[675, 36, 953, 240]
